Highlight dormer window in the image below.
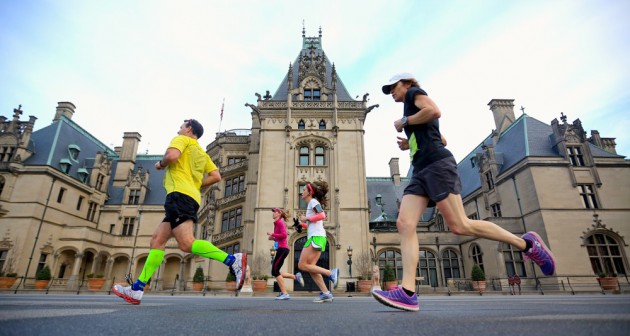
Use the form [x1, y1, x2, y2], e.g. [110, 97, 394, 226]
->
[59, 158, 72, 174]
[304, 89, 320, 101]
[0, 146, 15, 162]
[567, 146, 585, 166]
[298, 119, 305, 130]
[68, 145, 81, 161]
[77, 168, 89, 183]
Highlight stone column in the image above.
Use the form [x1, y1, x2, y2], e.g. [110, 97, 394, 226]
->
[177, 260, 185, 291]
[154, 260, 166, 291]
[104, 257, 115, 289]
[66, 253, 84, 290]
[90, 254, 100, 275]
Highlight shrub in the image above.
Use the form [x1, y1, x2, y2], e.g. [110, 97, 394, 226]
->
[193, 267, 204, 283]
[226, 272, 236, 282]
[383, 265, 396, 282]
[354, 252, 373, 280]
[36, 266, 52, 281]
[86, 274, 104, 279]
[471, 264, 485, 281]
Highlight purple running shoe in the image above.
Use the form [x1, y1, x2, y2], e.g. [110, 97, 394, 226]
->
[522, 231, 556, 276]
[372, 286, 419, 312]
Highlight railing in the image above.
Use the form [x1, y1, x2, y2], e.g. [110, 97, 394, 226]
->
[441, 274, 628, 295]
[2, 274, 627, 296]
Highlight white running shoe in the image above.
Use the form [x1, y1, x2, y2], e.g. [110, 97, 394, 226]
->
[295, 272, 305, 287]
[230, 253, 247, 290]
[313, 291, 334, 303]
[112, 284, 143, 305]
[275, 293, 291, 300]
[329, 268, 339, 289]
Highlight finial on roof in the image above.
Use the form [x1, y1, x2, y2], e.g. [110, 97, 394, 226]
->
[302, 20, 305, 37]
[520, 105, 525, 115]
[13, 104, 23, 119]
[319, 26, 322, 38]
[560, 112, 567, 124]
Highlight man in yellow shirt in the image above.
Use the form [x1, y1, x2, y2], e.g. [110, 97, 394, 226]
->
[113, 119, 247, 305]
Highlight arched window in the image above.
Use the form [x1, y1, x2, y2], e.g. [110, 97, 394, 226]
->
[0, 175, 5, 196]
[442, 249, 461, 283]
[378, 249, 402, 280]
[298, 119, 305, 129]
[299, 146, 309, 166]
[586, 233, 627, 275]
[471, 243, 484, 273]
[418, 250, 438, 287]
[314, 146, 325, 166]
[319, 120, 326, 129]
[502, 243, 526, 277]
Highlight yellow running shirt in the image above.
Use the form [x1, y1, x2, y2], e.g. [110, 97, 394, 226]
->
[163, 135, 217, 205]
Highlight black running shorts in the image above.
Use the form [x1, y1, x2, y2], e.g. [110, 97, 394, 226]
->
[163, 192, 200, 229]
[404, 156, 462, 207]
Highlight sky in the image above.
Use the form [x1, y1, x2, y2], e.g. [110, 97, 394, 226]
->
[1, 0, 629, 177]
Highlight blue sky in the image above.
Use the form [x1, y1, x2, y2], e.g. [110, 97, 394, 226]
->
[1, 0, 629, 176]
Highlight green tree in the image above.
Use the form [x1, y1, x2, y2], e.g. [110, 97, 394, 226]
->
[193, 267, 204, 283]
[383, 264, 396, 282]
[36, 266, 52, 280]
[471, 264, 485, 281]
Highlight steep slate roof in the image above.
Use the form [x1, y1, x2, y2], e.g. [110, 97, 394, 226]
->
[24, 116, 168, 205]
[457, 114, 624, 198]
[271, 35, 356, 102]
[26, 115, 118, 179]
[366, 177, 436, 223]
[105, 156, 166, 205]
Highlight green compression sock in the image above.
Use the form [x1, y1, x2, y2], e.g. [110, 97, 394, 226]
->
[138, 249, 165, 284]
[192, 240, 229, 263]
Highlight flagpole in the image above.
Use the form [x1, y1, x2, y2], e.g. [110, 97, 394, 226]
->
[219, 97, 225, 133]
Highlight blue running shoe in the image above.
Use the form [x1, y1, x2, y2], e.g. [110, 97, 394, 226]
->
[275, 293, 291, 300]
[522, 231, 556, 276]
[372, 286, 419, 312]
[329, 268, 339, 289]
[313, 291, 334, 303]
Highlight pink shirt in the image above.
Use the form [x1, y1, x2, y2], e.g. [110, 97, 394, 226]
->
[270, 218, 289, 249]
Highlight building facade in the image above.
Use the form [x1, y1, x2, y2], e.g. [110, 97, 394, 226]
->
[1, 30, 629, 293]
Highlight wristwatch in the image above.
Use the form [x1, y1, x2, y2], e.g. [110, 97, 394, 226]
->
[401, 116, 408, 127]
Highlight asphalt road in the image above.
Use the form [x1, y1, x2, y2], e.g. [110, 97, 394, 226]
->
[1, 293, 629, 336]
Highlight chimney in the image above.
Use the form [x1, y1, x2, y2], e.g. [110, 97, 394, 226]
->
[389, 157, 401, 186]
[119, 132, 142, 161]
[589, 130, 617, 154]
[487, 99, 515, 135]
[53, 102, 76, 122]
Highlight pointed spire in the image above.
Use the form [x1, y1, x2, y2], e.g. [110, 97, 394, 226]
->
[288, 63, 293, 90]
[319, 26, 322, 38]
[302, 20, 305, 37]
[331, 63, 337, 92]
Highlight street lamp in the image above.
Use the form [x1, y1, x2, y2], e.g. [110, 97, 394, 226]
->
[347, 246, 353, 277]
[270, 248, 276, 266]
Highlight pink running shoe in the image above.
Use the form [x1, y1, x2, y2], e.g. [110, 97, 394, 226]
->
[522, 231, 556, 276]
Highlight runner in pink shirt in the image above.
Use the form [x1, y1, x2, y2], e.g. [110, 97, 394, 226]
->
[268, 208, 304, 300]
